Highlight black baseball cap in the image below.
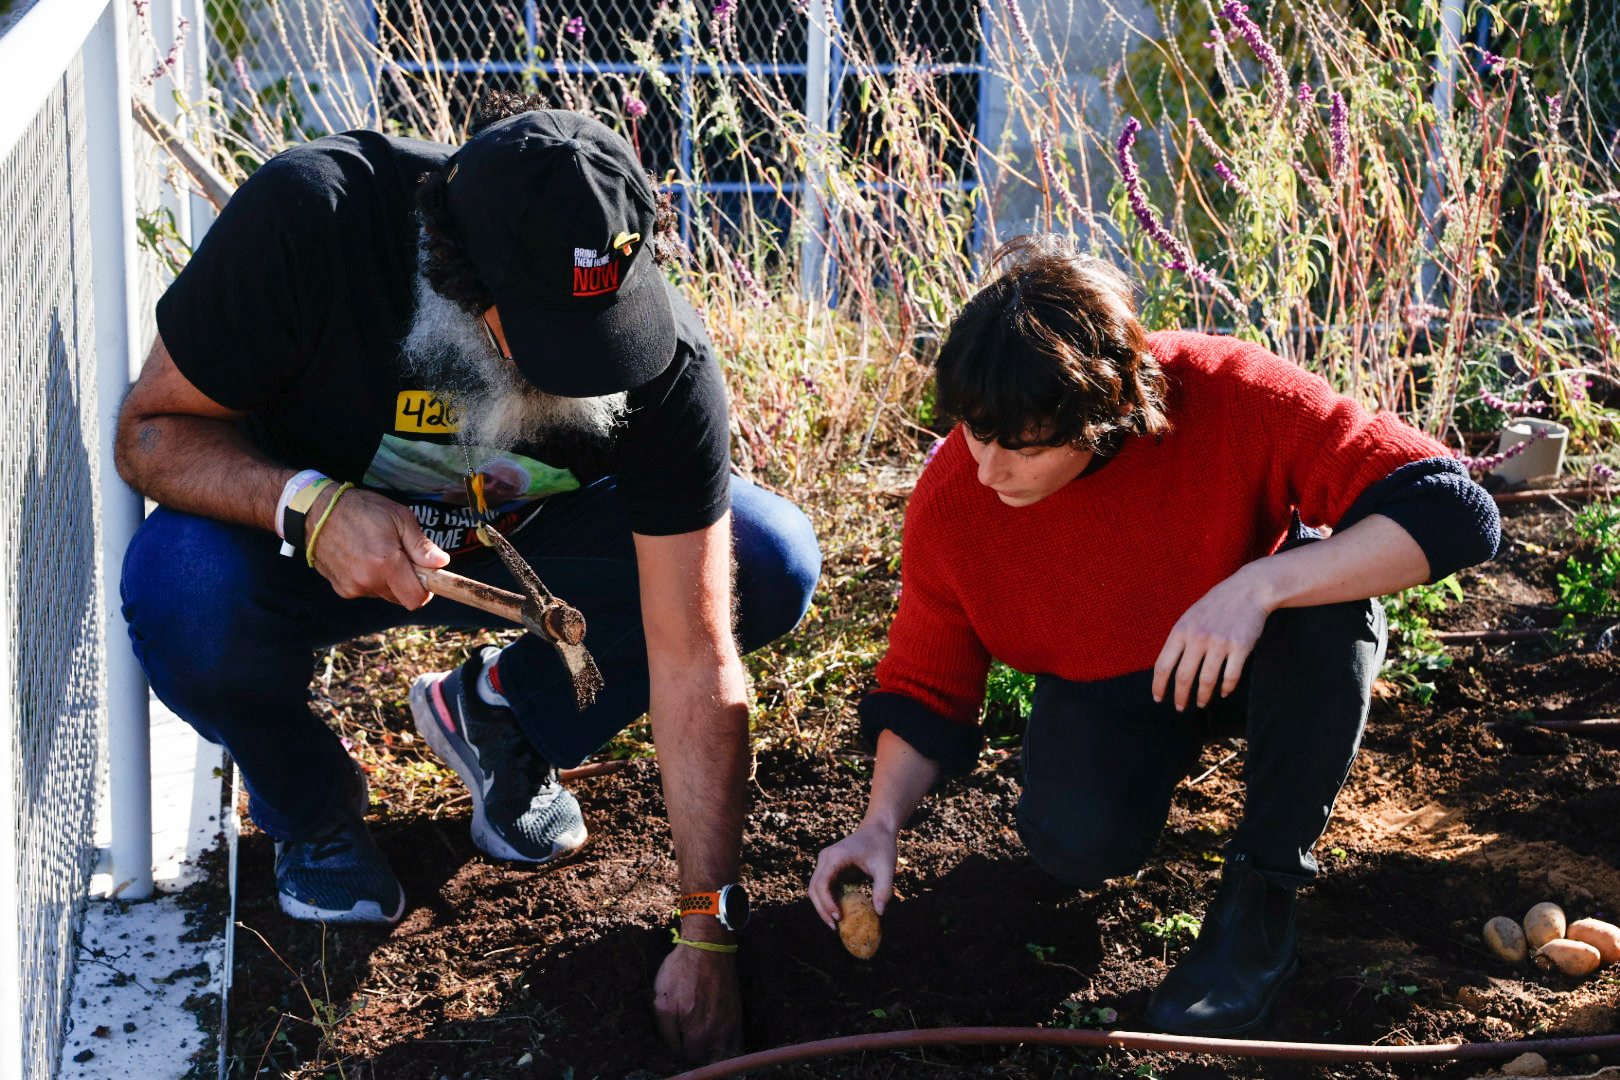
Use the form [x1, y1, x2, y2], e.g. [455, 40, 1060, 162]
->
[443, 110, 675, 397]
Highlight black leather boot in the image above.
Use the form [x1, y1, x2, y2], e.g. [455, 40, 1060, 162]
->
[1144, 854, 1299, 1036]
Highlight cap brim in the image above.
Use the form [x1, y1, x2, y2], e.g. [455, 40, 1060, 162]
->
[498, 257, 677, 398]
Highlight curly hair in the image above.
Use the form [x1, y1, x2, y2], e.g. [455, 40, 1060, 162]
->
[416, 92, 682, 314]
[934, 234, 1169, 452]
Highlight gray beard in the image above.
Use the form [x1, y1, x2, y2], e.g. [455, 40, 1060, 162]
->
[398, 269, 628, 451]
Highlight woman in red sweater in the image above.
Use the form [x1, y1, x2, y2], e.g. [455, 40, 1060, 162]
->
[808, 235, 1500, 1036]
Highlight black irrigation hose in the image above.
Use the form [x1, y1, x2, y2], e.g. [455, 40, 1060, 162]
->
[666, 1027, 1620, 1080]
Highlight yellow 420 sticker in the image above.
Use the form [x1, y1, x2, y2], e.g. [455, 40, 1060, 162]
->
[394, 390, 461, 434]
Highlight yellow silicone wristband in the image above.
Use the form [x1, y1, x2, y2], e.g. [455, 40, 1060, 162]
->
[303, 482, 354, 568]
[669, 927, 738, 954]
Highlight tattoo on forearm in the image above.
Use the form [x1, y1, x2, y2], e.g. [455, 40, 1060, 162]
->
[137, 424, 160, 453]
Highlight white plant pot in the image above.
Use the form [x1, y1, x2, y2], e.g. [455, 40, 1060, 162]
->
[1490, 418, 1568, 485]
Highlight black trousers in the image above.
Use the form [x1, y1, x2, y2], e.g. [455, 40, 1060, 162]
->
[1015, 598, 1387, 890]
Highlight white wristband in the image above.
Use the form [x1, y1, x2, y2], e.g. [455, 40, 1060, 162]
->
[275, 469, 328, 538]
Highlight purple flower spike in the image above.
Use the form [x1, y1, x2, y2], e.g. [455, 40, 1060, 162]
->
[1005, 0, 1039, 59]
[1189, 118, 1250, 198]
[1216, 2, 1289, 115]
[1595, 462, 1616, 481]
[730, 255, 770, 307]
[1480, 389, 1547, 416]
[1118, 119, 1194, 269]
[1454, 427, 1551, 472]
[1036, 136, 1093, 224]
[1328, 91, 1349, 182]
[624, 93, 648, 119]
[1540, 265, 1619, 338]
[712, 0, 737, 21]
[1293, 82, 1315, 140]
[1117, 117, 1241, 313]
[1480, 49, 1506, 74]
[564, 14, 585, 40]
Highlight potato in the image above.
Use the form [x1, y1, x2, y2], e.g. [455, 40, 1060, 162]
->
[1535, 939, 1602, 977]
[838, 886, 881, 959]
[1482, 916, 1528, 964]
[1567, 918, 1620, 966]
[1523, 902, 1567, 950]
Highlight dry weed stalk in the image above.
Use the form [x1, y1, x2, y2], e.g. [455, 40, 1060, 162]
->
[158, 0, 1615, 489]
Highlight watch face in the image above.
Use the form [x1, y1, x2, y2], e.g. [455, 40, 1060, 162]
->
[719, 884, 750, 930]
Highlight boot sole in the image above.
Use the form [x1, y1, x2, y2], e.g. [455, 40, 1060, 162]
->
[409, 674, 588, 864]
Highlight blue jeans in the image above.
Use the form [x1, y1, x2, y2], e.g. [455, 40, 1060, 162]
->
[121, 475, 821, 839]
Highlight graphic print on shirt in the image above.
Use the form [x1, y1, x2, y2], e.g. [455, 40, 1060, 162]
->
[365, 391, 582, 553]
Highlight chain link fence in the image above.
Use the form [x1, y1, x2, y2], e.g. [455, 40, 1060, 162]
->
[202, 0, 988, 249]
[0, 51, 110, 1080]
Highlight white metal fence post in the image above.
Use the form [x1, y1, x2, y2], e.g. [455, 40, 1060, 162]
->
[182, 0, 217, 240]
[84, 0, 156, 903]
[149, 0, 194, 249]
[800, 1, 831, 305]
[1419, 0, 1466, 304]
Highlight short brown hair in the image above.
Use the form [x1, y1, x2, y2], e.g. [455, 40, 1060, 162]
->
[934, 234, 1169, 451]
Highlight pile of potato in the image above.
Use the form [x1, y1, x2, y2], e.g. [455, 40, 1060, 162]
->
[1483, 902, 1620, 976]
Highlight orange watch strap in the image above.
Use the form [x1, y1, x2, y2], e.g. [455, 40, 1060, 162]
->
[675, 892, 722, 918]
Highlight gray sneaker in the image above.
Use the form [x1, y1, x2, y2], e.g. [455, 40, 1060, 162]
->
[274, 764, 406, 925]
[408, 646, 588, 863]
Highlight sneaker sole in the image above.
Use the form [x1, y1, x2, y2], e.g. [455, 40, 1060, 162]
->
[408, 673, 589, 865]
[278, 888, 406, 926]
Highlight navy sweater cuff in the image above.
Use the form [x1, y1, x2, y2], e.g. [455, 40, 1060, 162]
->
[858, 692, 983, 777]
[1336, 457, 1502, 581]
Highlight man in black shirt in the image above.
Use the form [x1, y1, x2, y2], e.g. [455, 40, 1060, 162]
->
[115, 99, 819, 1061]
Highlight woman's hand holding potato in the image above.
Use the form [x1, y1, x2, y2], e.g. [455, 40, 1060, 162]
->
[809, 824, 899, 929]
[808, 730, 942, 931]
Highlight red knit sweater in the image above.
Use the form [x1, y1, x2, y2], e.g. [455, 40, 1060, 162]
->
[874, 330, 1453, 728]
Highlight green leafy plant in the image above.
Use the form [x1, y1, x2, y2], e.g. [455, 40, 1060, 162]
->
[1140, 912, 1202, 942]
[1060, 1001, 1119, 1028]
[982, 661, 1036, 749]
[1556, 499, 1620, 616]
[1025, 942, 1057, 962]
[1373, 978, 1420, 1002]
[134, 207, 193, 278]
[1362, 963, 1420, 1003]
[1381, 575, 1464, 703]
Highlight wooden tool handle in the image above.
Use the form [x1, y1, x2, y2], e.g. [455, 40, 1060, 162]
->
[416, 568, 587, 647]
[417, 567, 529, 625]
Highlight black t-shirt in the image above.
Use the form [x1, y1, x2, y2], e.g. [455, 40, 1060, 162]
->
[155, 130, 731, 548]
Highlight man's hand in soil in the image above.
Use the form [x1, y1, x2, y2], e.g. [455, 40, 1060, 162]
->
[304, 487, 449, 609]
[654, 923, 742, 1062]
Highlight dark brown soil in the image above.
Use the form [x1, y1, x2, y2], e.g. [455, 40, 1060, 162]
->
[229, 493, 1620, 1080]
